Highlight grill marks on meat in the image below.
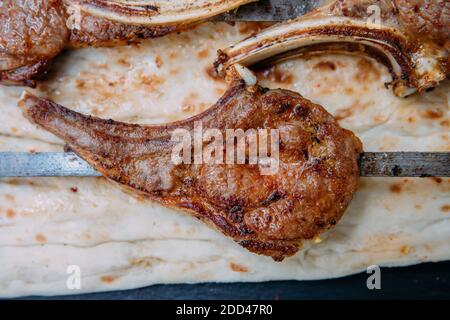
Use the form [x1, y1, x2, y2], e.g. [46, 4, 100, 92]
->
[19, 72, 362, 260]
[217, 0, 449, 97]
[0, 0, 255, 86]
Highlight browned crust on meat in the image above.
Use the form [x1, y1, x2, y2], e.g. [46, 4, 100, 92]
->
[0, 0, 68, 86]
[394, 0, 450, 42]
[68, 11, 181, 48]
[19, 80, 362, 260]
[0, 0, 68, 67]
[0, 60, 53, 87]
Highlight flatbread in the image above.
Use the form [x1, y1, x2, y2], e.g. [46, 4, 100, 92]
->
[0, 22, 448, 297]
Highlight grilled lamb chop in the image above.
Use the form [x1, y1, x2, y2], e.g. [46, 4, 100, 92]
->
[0, 0, 255, 87]
[216, 0, 449, 96]
[18, 66, 363, 261]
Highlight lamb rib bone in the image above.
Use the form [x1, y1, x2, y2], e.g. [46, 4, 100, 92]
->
[215, 0, 450, 97]
[66, 0, 259, 26]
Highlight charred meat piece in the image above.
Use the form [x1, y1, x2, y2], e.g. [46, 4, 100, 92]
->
[0, 0, 255, 86]
[19, 67, 363, 260]
[390, 0, 449, 42]
[0, 0, 68, 87]
[0, 59, 53, 87]
[216, 0, 449, 96]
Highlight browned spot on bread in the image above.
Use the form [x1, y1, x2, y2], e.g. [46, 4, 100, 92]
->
[37, 82, 49, 93]
[407, 116, 415, 123]
[373, 115, 387, 123]
[182, 92, 199, 110]
[155, 56, 163, 68]
[229, 262, 249, 273]
[400, 245, 411, 254]
[256, 65, 294, 85]
[335, 108, 353, 120]
[117, 57, 131, 68]
[35, 234, 47, 243]
[134, 194, 147, 203]
[420, 108, 444, 119]
[6, 208, 15, 218]
[390, 183, 402, 193]
[215, 88, 225, 96]
[432, 177, 443, 184]
[197, 102, 209, 113]
[344, 87, 354, 95]
[314, 81, 335, 95]
[169, 51, 178, 60]
[415, 204, 422, 209]
[130, 257, 163, 267]
[138, 73, 164, 91]
[358, 180, 368, 188]
[4, 194, 15, 201]
[238, 22, 272, 35]
[388, 234, 397, 241]
[313, 61, 336, 71]
[354, 58, 381, 82]
[75, 79, 85, 89]
[91, 108, 100, 116]
[100, 275, 117, 283]
[197, 48, 210, 59]
[5, 179, 20, 185]
[441, 120, 449, 127]
[441, 205, 450, 213]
